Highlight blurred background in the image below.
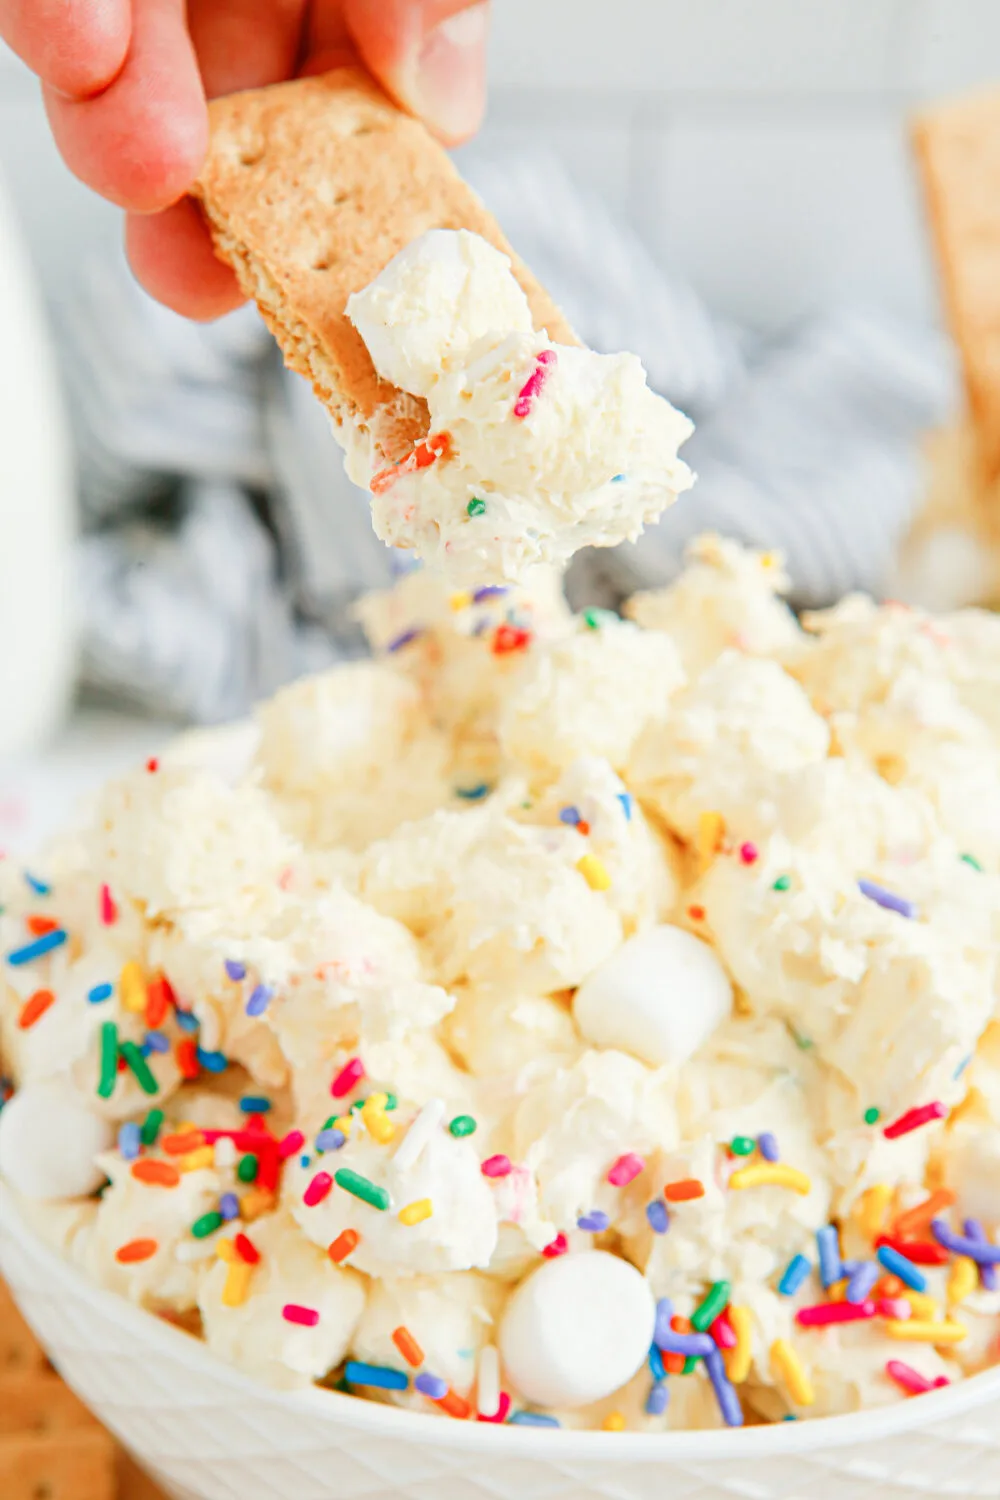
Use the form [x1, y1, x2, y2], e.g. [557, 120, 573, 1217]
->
[0, 0, 998, 853]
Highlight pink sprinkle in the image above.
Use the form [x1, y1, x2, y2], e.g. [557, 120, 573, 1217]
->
[303, 1171, 333, 1207]
[885, 1360, 948, 1395]
[883, 1101, 947, 1140]
[542, 1232, 568, 1259]
[878, 1298, 912, 1321]
[796, 1299, 876, 1327]
[282, 1304, 320, 1327]
[278, 1130, 306, 1160]
[481, 1154, 512, 1179]
[100, 883, 118, 926]
[477, 1392, 512, 1424]
[710, 1311, 738, 1349]
[607, 1152, 645, 1187]
[513, 349, 556, 419]
[331, 1057, 365, 1099]
[739, 842, 758, 865]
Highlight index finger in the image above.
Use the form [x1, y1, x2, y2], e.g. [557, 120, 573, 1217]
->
[0, 0, 131, 99]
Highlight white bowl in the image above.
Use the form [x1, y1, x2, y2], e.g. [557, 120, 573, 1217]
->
[2, 1186, 999, 1500]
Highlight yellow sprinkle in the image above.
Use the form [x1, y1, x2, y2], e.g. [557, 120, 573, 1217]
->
[216, 1239, 238, 1264]
[176, 1120, 198, 1133]
[602, 1412, 626, 1432]
[222, 1260, 253, 1308]
[884, 1319, 967, 1345]
[334, 1114, 353, 1138]
[119, 959, 147, 1014]
[728, 1163, 812, 1196]
[855, 1183, 893, 1241]
[827, 1278, 848, 1303]
[904, 1291, 940, 1322]
[760, 552, 778, 570]
[449, 591, 472, 611]
[948, 1257, 978, 1306]
[362, 1095, 395, 1145]
[577, 854, 612, 892]
[179, 1146, 215, 1173]
[366, 1092, 389, 1110]
[239, 1188, 274, 1221]
[696, 810, 726, 871]
[770, 1339, 815, 1406]
[726, 1304, 752, 1384]
[398, 1198, 433, 1227]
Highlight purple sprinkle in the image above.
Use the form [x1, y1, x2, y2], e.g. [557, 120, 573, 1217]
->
[144, 1030, 170, 1054]
[857, 878, 917, 920]
[646, 1381, 669, 1416]
[316, 1128, 346, 1153]
[415, 1372, 449, 1400]
[646, 1200, 669, 1234]
[472, 586, 508, 603]
[757, 1131, 780, 1162]
[840, 1260, 862, 1277]
[174, 1009, 200, 1033]
[931, 1218, 1000, 1266]
[816, 1225, 842, 1288]
[845, 1262, 880, 1304]
[224, 960, 246, 982]
[219, 1192, 240, 1221]
[118, 1122, 141, 1161]
[577, 1210, 610, 1232]
[653, 1299, 714, 1358]
[246, 984, 274, 1018]
[558, 805, 581, 826]
[705, 1347, 743, 1427]
[964, 1219, 999, 1289]
[387, 627, 423, 654]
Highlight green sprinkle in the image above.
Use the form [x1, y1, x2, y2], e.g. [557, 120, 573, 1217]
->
[119, 1040, 159, 1096]
[335, 1167, 390, 1211]
[140, 1108, 164, 1147]
[960, 853, 983, 872]
[772, 875, 791, 892]
[863, 1106, 880, 1126]
[322, 1115, 338, 1131]
[97, 1022, 119, 1099]
[350, 1099, 366, 1115]
[791, 1027, 814, 1051]
[691, 1279, 731, 1332]
[191, 1212, 223, 1239]
[384, 1093, 398, 1112]
[582, 607, 617, 630]
[467, 498, 487, 517]
[237, 1154, 258, 1183]
[449, 1115, 477, 1138]
[730, 1136, 755, 1157]
[682, 1356, 698, 1374]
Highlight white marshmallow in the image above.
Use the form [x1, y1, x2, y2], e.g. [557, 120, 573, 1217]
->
[573, 924, 733, 1068]
[497, 1250, 655, 1409]
[0, 1081, 114, 1200]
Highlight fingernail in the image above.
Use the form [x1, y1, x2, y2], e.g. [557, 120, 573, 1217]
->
[410, 3, 489, 143]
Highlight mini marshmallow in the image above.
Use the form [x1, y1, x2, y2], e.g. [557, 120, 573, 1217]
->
[0, 1081, 114, 1200]
[497, 1250, 655, 1409]
[573, 924, 733, 1068]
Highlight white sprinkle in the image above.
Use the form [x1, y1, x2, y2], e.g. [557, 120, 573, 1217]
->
[392, 1097, 446, 1173]
[214, 1138, 237, 1170]
[477, 1344, 501, 1418]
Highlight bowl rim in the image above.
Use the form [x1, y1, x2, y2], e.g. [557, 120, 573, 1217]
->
[4, 1182, 1000, 1465]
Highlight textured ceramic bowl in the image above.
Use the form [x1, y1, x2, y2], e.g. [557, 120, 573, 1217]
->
[2, 1186, 999, 1500]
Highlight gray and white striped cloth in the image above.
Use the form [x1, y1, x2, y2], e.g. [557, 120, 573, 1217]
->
[53, 149, 957, 723]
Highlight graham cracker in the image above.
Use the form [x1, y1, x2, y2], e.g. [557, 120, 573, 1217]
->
[193, 67, 575, 465]
[913, 90, 1000, 485]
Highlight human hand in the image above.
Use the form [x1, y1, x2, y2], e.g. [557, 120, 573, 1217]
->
[0, 0, 489, 319]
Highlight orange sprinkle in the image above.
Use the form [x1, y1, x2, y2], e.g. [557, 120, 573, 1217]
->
[439, 1389, 471, 1419]
[687, 905, 706, 922]
[876, 1275, 905, 1299]
[672, 1315, 693, 1333]
[392, 1326, 425, 1367]
[664, 1178, 705, 1203]
[329, 1229, 359, 1264]
[145, 973, 173, 1029]
[893, 1189, 956, 1239]
[162, 1130, 205, 1156]
[131, 1160, 180, 1188]
[115, 1238, 158, 1264]
[576, 820, 591, 837]
[26, 915, 58, 936]
[239, 1188, 274, 1221]
[663, 1351, 685, 1373]
[175, 1039, 200, 1080]
[18, 989, 55, 1029]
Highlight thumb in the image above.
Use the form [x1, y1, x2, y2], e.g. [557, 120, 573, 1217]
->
[342, 0, 489, 146]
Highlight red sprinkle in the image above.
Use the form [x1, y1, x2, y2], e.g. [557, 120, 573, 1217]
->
[513, 348, 556, 419]
[542, 1232, 568, 1259]
[481, 1154, 512, 1178]
[282, 1304, 320, 1327]
[255, 1143, 280, 1193]
[877, 1298, 912, 1320]
[876, 1235, 950, 1266]
[146, 758, 159, 774]
[175, 1039, 200, 1080]
[18, 989, 55, 1029]
[278, 1130, 306, 1160]
[331, 1057, 365, 1099]
[883, 1102, 947, 1140]
[477, 1392, 512, 1424]
[234, 1233, 260, 1265]
[886, 1359, 949, 1395]
[145, 972, 175, 1029]
[607, 1152, 645, 1187]
[99, 883, 118, 926]
[710, 1310, 738, 1350]
[303, 1171, 334, 1207]
[797, 1300, 876, 1327]
[739, 842, 759, 865]
[492, 623, 532, 656]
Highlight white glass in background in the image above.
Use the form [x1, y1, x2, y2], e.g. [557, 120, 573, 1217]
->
[0, 162, 75, 758]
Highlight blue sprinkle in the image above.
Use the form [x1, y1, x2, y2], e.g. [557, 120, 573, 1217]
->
[646, 1381, 669, 1416]
[757, 1131, 780, 1162]
[782, 1413, 798, 1422]
[345, 1361, 409, 1391]
[777, 1253, 811, 1297]
[144, 1030, 170, 1054]
[845, 1261, 880, 1304]
[857, 878, 917, 921]
[646, 1200, 669, 1234]
[219, 1192, 240, 1221]
[7, 929, 68, 966]
[611, 473, 626, 483]
[139, 1043, 152, 1057]
[508, 1412, 561, 1428]
[816, 1225, 842, 1289]
[224, 960, 246, 982]
[617, 792, 633, 821]
[414, 1372, 448, 1399]
[577, 1210, 610, 1232]
[877, 1243, 927, 1292]
[472, 586, 508, 603]
[558, 805, 581, 826]
[87, 982, 113, 1005]
[23, 872, 51, 897]
[246, 984, 274, 1018]
[648, 1344, 665, 1381]
[300, 1154, 311, 1169]
[954, 1054, 972, 1079]
[240, 1096, 271, 1114]
[455, 783, 490, 801]
[196, 1047, 228, 1074]
[316, 1128, 346, 1153]
[174, 1009, 200, 1033]
[118, 1122, 141, 1161]
[387, 627, 423, 653]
